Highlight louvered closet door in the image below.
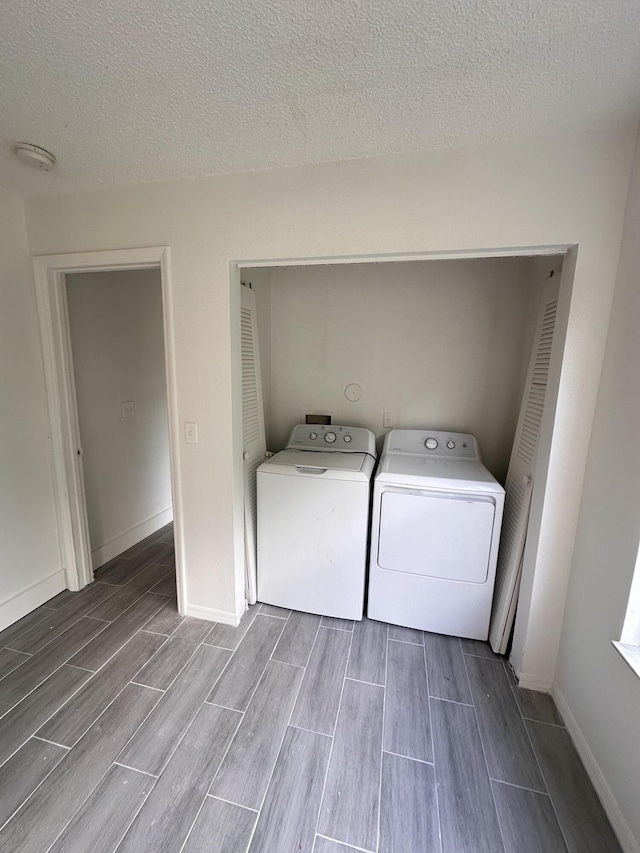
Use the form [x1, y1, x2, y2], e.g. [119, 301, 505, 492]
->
[489, 275, 559, 654]
[241, 284, 266, 605]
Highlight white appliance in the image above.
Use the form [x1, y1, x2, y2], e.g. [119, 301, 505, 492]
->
[257, 424, 376, 620]
[367, 429, 505, 639]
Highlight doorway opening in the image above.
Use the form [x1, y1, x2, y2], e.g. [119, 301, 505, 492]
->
[33, 247, 185, 613]
[231, 245, 576, 685]
[65, 268, 173, 572]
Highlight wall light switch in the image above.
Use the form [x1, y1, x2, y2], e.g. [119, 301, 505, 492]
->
[185, 422, 198, 444]
[121, 401, 135, 419]
[383, 411, 394, 428]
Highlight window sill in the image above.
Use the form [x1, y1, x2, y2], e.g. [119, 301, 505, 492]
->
[612, 641, 640, 679]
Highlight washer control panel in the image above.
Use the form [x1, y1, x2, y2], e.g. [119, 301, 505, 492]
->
[385, 429, 479, 460]
[288, 424, 376, 455]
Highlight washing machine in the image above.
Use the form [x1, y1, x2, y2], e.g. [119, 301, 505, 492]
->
[257, 424, 376, 620]
[367, 429, 505, 640]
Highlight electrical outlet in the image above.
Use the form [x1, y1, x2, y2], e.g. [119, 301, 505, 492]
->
[185, 422, 198, 444]
[121, 401, 135, 419]
[383, 411, 394, 428]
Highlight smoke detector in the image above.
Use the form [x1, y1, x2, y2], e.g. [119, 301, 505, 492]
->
[13, 142, 56, 171]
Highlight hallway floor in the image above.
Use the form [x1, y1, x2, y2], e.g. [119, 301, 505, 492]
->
[0, 524, 622, 852]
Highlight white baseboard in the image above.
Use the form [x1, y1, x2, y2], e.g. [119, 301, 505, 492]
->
[552, 684, 640, 853]
[517, 671, 553, 691]
[185, 603, 240, 626]
[0, 569, 66, 632]
[92, 508, 173, 568]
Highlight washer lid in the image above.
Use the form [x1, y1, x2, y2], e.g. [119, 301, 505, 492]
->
[259, 448, 375, 481]
[376, 453, 505, 494]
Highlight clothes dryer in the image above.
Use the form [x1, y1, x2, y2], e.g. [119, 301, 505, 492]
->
[367, 429, 505, 639]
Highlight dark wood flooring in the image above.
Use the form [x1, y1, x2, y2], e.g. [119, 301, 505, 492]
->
[0, 524, 622, 852]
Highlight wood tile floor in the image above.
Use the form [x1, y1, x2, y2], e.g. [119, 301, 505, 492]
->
[0, 523, 623, 852]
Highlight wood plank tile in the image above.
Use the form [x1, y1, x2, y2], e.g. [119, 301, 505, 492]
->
[135, 636, 198, 690]
[118, 703, 241, 853]
[204, 604, 258, 650]
[0, 683, 159, 853]
[431, 697, 504, 853]
[514, 687, 564, 726]
[425, 632, 472, 704]
[89, 563, 172, 621]
[388, 624, 424, 644]
[379, 751, 440, 853]
[119, 538, 174, 566]
[248, 726, 331, 853]
[0, 647, 29, 680]
[172, 615, 214, 643]
[117, 530, 165, 560]
[149, 573, 177, 596]
[182, 797, 256, 853]
[0, 665, 91, 766]
[0, 617, 108, 715]
[527, 720, 622, 852]
[207, 614, 285, 711]
[141, 597, 183, 635]
[321, 616, 354, 632]
[460, 638, 500, 658]
[259, 602, 291, 618]
[314, 839, 364, 853]
[0, 738, 68, 828]
[152, 543, 174, 567]
[0, 605, 57, 649]
[45, 589, 83, 609]
[69, 593, 168, 670]
[211, 661, 304, 810]
[465, 656, 545, 791]
[346, 617, 387, 685]
[318, 678, 384, 851]
[0, 649, 29, 690]
[38, 631, 165, 747]
[93, 555, 134, 585]
[8, 583, 117, 654]
[290, 626, 351, 735]
[272, 610, 321, 667]
[119, 643, 231, 775]
[492, 781, 567, 853]
[47, 764, 153, 853]
[384, 639, 432, 762]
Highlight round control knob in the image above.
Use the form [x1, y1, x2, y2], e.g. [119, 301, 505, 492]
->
[425, 437, 438, 450]
[446, 440, 456, 450]
[324, 431, 337, 444]
[309, 432, 318, 440]
[343, 434, 352, 443]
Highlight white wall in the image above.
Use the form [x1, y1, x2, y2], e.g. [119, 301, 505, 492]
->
[66, 269, 172, 566]
[262, 258, 535, 482]
[0, 186, 62, 630]
[554, 133, 640, 849]
[23, 127, 636, 669]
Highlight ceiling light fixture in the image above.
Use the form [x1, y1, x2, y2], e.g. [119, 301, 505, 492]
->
[13, 142, 56, 171]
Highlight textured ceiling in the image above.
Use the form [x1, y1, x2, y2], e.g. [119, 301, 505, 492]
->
[1, 0, 639, 195]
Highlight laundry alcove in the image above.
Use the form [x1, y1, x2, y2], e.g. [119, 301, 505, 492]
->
[233, 247, 571, 680]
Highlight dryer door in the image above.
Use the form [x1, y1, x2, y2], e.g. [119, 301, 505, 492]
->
[378, 489, 496, 583]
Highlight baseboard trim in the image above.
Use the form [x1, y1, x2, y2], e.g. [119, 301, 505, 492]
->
[552, 684, 640, 853]
[0, 569, 66, 632]
[185, 604, 239, 626]
[92, 508, 173, 568]
[516, 672, 553, 691]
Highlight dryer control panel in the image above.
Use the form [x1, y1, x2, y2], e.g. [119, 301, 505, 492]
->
[384, 429, 480, 460]
[287, 424, 376, 455]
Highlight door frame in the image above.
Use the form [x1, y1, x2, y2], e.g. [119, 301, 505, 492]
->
[232, 243, 577, 685]
[33, 247, 185, 612]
